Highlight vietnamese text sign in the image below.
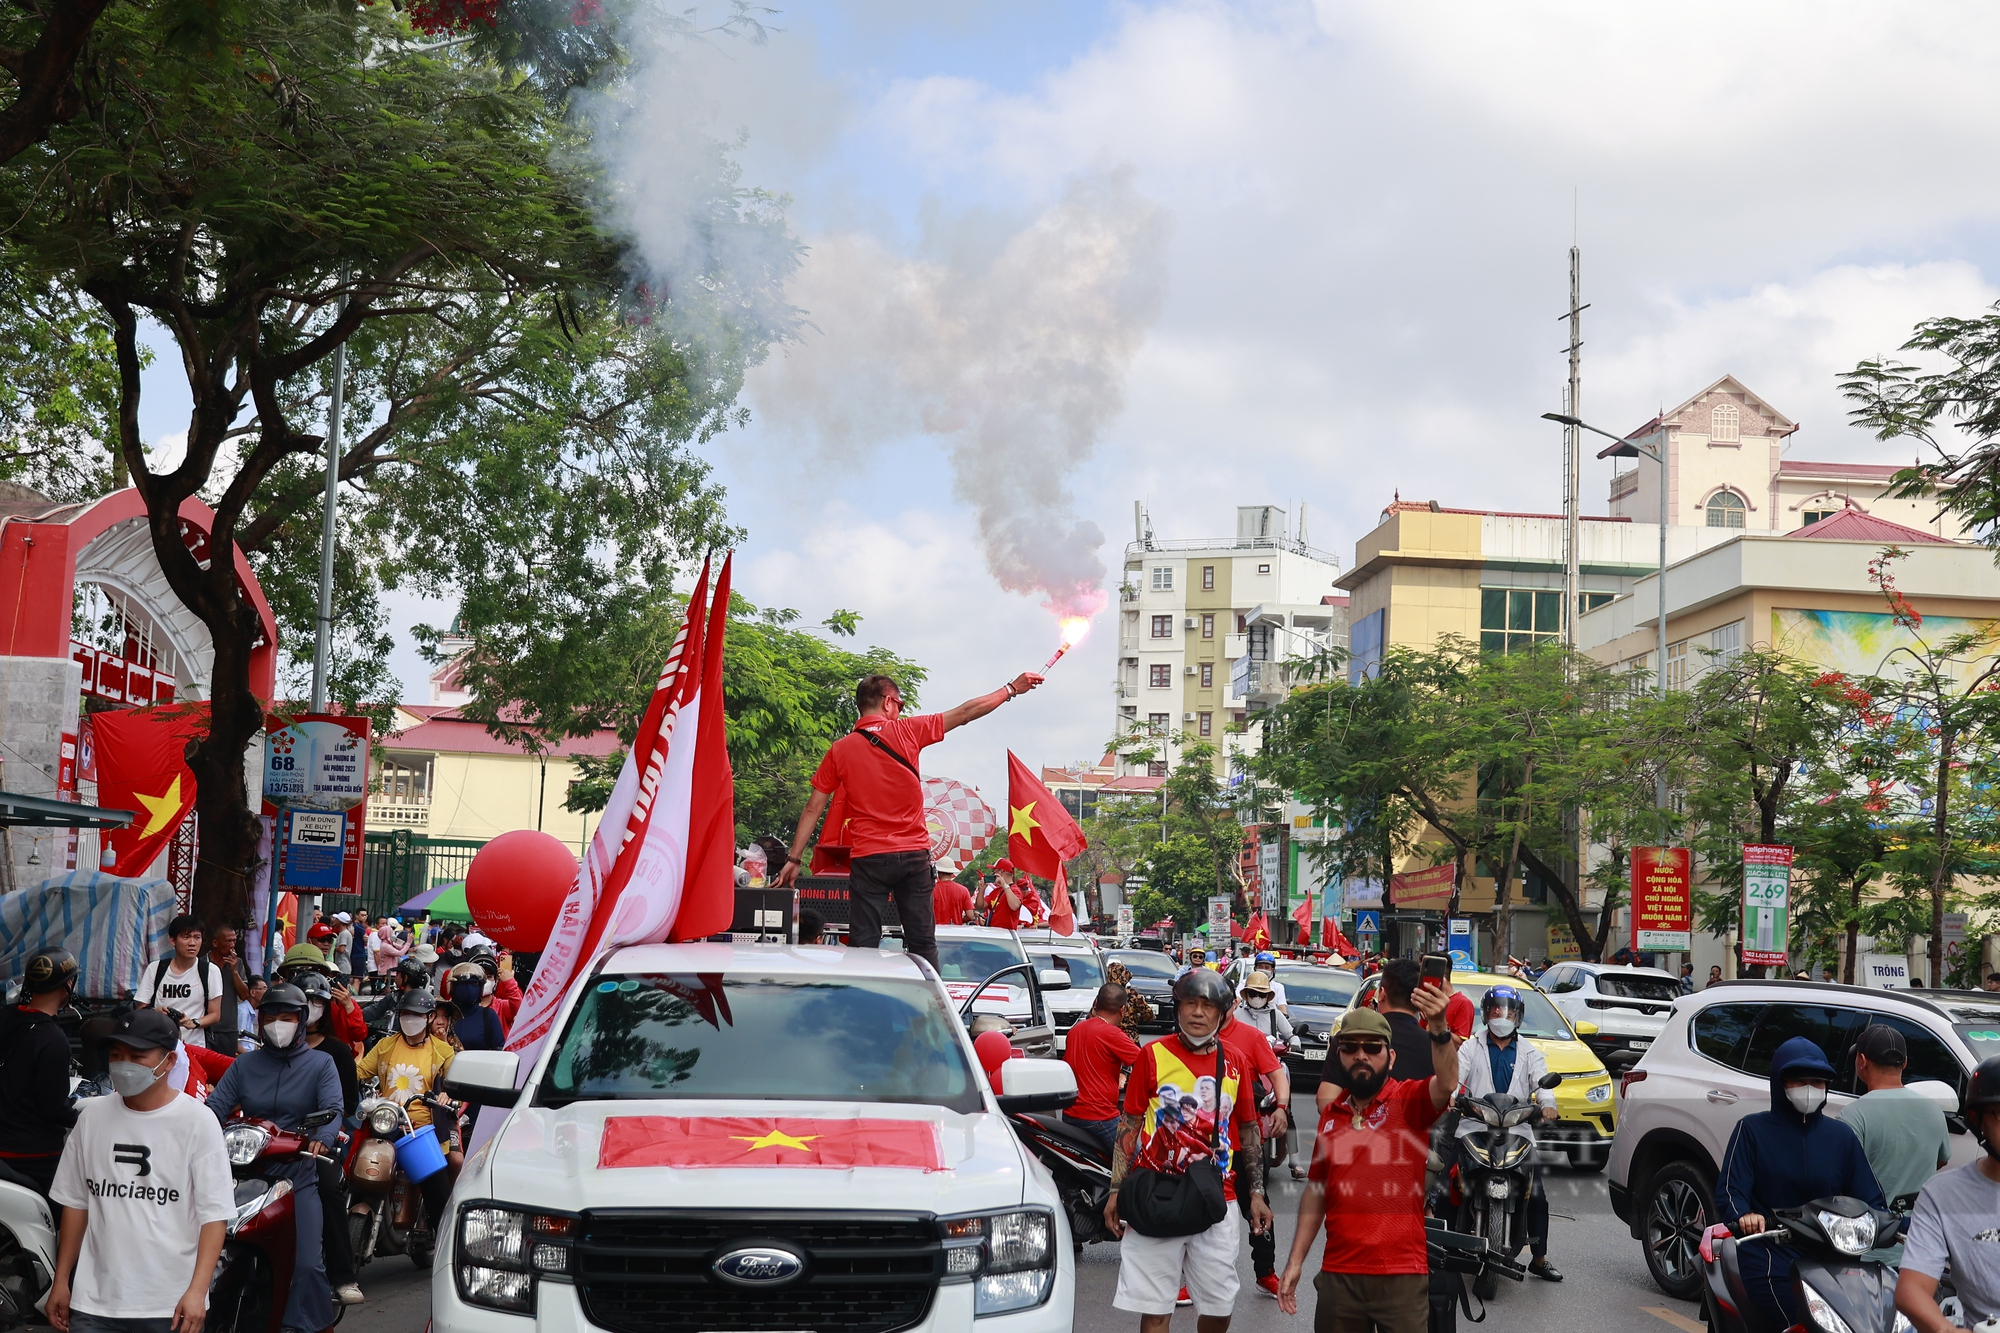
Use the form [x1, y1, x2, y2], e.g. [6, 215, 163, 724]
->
[1345, 878, 1383, 909]
[1208, 895, 1233, 939]
[1390, 863, 1455, 909]
[1741, 844, 1793, 968]
[1547, 920, 1582, 961]
[263, 713, 370, 895]
[1259, 842, 1282, 913]
[1860, 953, 1909, 989]
[281, 809, 346, 890]
[1116, 906, 1134, 938]
[1631, 847, 1693, 951]
[1448, 918, 1474, 970]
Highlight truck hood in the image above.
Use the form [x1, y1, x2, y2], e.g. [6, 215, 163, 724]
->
[475, 1100, 1032, 1217]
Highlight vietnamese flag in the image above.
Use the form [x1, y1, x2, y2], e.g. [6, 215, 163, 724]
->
[1292, 892, 1312, 936]
[1006, 752, 1088, 935]
[598, 1117, 943, 1171]
[1244, 912, 1270, 949]
[93, 703, 208, 876]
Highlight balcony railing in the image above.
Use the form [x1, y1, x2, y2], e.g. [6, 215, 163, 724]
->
[366, 801, 431, 829]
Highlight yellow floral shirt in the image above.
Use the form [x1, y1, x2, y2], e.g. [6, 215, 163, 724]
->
[356, 1034, 456, 1129]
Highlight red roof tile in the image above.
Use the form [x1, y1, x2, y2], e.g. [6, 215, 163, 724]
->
[1792, 508, 1952, 545]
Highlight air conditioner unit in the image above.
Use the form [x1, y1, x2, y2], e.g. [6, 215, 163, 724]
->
[1183, 712, 1196, 722]
[1185, 666, 1198, 676]
[1185, 617, 1198, 629]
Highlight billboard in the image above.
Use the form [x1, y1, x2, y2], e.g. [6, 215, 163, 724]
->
[1741, 843, 1793, 968]
[1631, 847, 1693, 951]
[262, 713, 370, 895]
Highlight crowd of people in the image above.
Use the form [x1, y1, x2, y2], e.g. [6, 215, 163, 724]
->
[0, 910, 530, 1333]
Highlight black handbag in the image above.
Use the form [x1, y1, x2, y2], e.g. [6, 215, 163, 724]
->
[1118, 1045, 1230, 1238]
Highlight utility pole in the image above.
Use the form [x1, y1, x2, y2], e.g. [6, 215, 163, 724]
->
[1560, 246, 1586, 649]
[310, 299, 346, 713]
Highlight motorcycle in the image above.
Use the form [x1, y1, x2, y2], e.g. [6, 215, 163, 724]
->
[1451, 1070, 1563, 1300]
[345, 1086, 455, 1269]
[211, 1108, 342, 1333]
[1004, 1109, 1115, 1252]
[1699, 1196, 1906, 1333]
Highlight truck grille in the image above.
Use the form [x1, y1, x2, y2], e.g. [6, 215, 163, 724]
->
[574, 1210, 942, 1333]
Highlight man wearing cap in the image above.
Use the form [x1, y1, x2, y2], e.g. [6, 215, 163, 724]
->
[1278, 983, 1465, 1331]
[1842, 1024, 1950, 1262]
[986, 863, 1046, 931]
[330, 913, 354, 975]
[774, 672, 1044, 972]
[0, 949, 81, 1200]
[47, 1008, 233, 1333]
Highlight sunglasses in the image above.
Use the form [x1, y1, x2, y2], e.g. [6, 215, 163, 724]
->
[1335, 1039, 1388, 1057]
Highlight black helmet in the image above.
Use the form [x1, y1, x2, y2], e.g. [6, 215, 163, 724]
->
[396, 989, 438, 1016]
[1965, 1057, 2000, 1146]
[259, 982, 309, 1017]
[394, 956, 430, 988]
[293, 971, 334, 1002]
[22, 948, 78, 995]
[1172, 968, 1233, 1011]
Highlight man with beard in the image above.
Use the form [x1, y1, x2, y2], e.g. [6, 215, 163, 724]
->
[1277, 981, 1465, 1333]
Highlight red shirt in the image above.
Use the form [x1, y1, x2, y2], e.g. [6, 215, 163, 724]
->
[1307, 1077, 1442, 1274]
[1445, 990, 1474, 1038]
[1123, 1035, 1258, 1201]
[810, 714, 946, 858]
[1063, 1015, 1141, 1120]
[985, 881, 1046, 930]
[1220, 1016, 1283, 1085]
[933, 880, 974, 926]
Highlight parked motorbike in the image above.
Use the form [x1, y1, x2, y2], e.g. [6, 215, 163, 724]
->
[1004, 1110, 1115, 1252]
[211, 1108, 342, 1333]
[345, 1087, 455, 1269]
[1451, 1070, 1563, 1299]
[1699, 1196, 1906, 1333]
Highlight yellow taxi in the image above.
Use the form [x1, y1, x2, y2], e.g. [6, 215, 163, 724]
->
[1346, 968, 1617, 1170]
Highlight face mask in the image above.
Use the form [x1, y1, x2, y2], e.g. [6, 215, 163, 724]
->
[306, 1001, 325, 1025]
[1787, 1084, 1827, 1115]
[1488, 1018, 1517, 1039]
[107, 1058, 164, 1098]
[451, 982, 483, 1010]
[1247, 995, 1270, 1009]
[399, 1016, 430, 1039]
[482, 979, 495, 997]
[263, 1019, 299, 1048]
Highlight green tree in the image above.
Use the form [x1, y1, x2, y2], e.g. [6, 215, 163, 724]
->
[0, 0, 792, 924]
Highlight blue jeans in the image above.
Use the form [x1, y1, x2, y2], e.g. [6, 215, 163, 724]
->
[69, 1313, 174, 1333]
[1062, 1113, 1117, 1156]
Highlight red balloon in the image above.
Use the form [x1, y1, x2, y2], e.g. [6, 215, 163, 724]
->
[465, 830, 578, 952]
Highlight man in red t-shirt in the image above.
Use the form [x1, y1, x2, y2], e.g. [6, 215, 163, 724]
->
[776, 672, 1042, 971]
[1106, 969, 1270, 1326]
[985, 862, 1047, 931]
[932, 870, 974, 927]
[1062, 984, 1141, 1154]
[1277, 980, 1467, 1332]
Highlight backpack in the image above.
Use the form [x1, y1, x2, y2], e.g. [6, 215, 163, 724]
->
[148, 956, 211, 1013]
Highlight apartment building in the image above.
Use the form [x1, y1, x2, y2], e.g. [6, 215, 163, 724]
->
[1115, 504, 1347, 778]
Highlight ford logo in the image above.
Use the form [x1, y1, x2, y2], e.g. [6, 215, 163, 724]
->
[711, 1245, 806, 1288]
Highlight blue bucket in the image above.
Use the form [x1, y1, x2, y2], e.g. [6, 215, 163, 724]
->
[393, 1125, 448, 1183]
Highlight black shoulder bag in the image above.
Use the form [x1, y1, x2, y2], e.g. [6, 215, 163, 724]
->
[856, 727, 922, 780]
[1118, 1044, 1230, 1238]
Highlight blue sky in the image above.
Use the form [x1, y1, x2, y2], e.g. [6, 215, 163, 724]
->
[137, 1, 2000, 815]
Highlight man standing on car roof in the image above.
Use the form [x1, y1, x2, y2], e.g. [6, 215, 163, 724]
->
[776, 672, 1042, 972]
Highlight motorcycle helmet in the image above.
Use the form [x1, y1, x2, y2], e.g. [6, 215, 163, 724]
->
[1172, 966, 1233, 1010]
[1965, 1056, 2000, 1153]
[394, 956, 431, 989]
[22, 947, 79, 995]
[397, 988, 439, 1016]
[294, 971, 334, 1001]
[1481, 985, 1525, 1019]
[1255, 951, 1275, 970]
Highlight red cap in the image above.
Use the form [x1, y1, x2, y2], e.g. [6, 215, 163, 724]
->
[994, 859, 1014, 872]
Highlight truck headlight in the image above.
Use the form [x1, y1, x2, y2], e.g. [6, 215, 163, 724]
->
[455, 1204, 578, 1314]
[939, 1208, 1058, 1316]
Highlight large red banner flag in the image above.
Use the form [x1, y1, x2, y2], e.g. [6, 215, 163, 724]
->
[1007, 752, 1088, 936]
[598, 1117, 943, 1171]
[93, 703, 208, 875]
[506, 556, 736, 1064]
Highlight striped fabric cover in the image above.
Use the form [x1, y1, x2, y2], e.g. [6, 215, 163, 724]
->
[0, 872, 176, 998]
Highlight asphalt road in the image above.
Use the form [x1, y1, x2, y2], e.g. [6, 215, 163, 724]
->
[357, 1090, 1697, 1333]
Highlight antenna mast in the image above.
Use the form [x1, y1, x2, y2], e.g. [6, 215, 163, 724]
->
[1560, 246, 1585, 650]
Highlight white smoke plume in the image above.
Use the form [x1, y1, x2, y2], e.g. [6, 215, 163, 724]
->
[752, 170, 1170, 620]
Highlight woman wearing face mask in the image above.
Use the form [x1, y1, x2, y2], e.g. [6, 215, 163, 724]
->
[1232, 972, 1296, 1051]
[205, 983, 344, 1333]
[1716, 1036, 1885, 1331]
[448, 963, 506, 1053]
[354, 990, 461, 1255]
[291, 972, 365, 1306]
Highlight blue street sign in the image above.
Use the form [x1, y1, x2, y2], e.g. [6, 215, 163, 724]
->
[280, 809, 346, 890]
[1356, 910, 1381, 937]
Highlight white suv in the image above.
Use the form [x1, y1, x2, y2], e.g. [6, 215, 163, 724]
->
[1608, 979, 1995, 1300]
[433, 941, 1079, 1333]
[1540, 963, 1684, 1066]
[1013, 930, 1106, 1051]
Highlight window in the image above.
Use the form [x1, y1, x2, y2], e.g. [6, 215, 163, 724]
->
[1151, 615, 1173, 638]
[377, 754, 433, 804]
[1235, 613, 1247, 633]
[1257, 563, 1271, 574]
[1543, 967, 1579, 994]
[1743, 1005, 1867, 1079]
[1801, 508, 1840, 526]
[1711, 620, 1743, 662]
[1149, 664, 1171, 688]
[1231, 711, 1247, 727]
[1665, 640, 1688, 691]
[1147, 713, 1170, 735]
[1202, 565, 1215, 591]
[1198, 712, 1212, 737]
[1479, 588, 1562, 654]
[1201, 614, 1215, 639]
[1706, 491, 1747, 528]
[1150, 566, 1174, 591]
[1579, 591, 1614, 614]
[1147, 760, 1169, 777]
[1598, 975, 1683, 1002]
[1199, 662, 1214, 689]
[1691, 1003, 1761, 1070]
[1853, 1015, 1965, 1098]
[1710, 402, 1740, 443]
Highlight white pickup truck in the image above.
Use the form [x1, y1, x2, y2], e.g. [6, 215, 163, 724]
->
[433, 941, 1079, 1333]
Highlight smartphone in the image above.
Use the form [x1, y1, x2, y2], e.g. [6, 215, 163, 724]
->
[1421, 953, 1452, 988]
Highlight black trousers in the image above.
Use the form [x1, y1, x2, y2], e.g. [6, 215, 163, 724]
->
[315, 1156, 356, 1285]
[849, 850, 938, 972]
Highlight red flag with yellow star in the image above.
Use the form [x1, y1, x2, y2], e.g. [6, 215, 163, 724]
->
[1006, 752, 1088, 934]
[92, 704, 207, 876]
[597, 1117, 943, 1170]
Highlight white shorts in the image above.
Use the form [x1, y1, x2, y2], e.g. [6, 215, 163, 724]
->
[1113, 1206, 1241, 1317]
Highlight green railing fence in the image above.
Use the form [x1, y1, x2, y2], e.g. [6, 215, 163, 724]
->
[358, 831, 487, 922]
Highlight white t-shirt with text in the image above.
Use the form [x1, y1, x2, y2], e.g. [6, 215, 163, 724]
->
[137, 958, 223, 1028]
[50, 1092, 234, 1318]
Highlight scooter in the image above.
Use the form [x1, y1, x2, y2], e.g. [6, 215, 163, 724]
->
[1699, 1196, 1905, 1333]
[345, 1087, 455, 1269]
[1005, 1109, 1115, 1251]
[1452, 1070, 1563, 1299]
[211, 1108, 343, 1333]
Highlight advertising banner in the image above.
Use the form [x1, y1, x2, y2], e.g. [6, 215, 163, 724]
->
[1547, 919, 1582, 961]
[1390, 863, 1455, 909]
[1448, 918, 1474, 970]
[1631, 847, 1693, 951]
[1741, 844, 1793, 968]
[262, 714, 369, 895]
[1116, 905, 1135, 939]
[1208, 895, 1233, 939]
[1258, 842, 1282, 913]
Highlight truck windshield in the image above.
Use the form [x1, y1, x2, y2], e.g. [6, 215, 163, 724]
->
[538, 974, 982, 1113]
